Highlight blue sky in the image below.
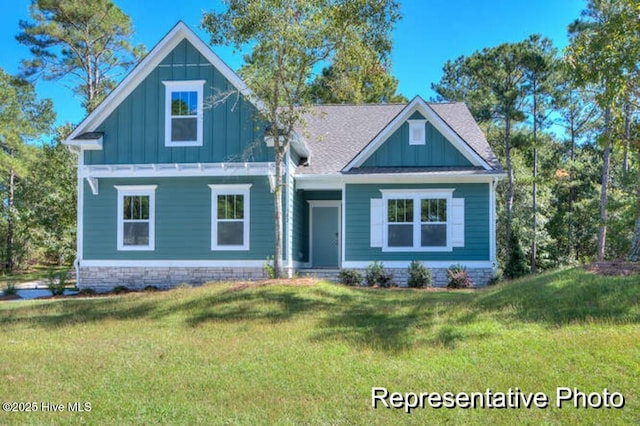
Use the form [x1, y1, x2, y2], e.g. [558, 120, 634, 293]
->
[0, 0, 586, 128]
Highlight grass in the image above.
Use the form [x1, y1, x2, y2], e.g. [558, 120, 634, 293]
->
[0, 268, 638, 425]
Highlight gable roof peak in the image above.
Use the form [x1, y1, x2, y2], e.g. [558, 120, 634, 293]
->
[64, 20, 253, 145]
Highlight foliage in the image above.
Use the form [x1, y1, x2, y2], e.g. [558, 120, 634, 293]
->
[365, 261, 394, 287]
[144, 285, 159, 292]
[263, 256, 276, 279]
[16, 0, 145, 112]
[112, 285, 130, 294]
[46, 268, 69, 296]
[78, 288, 96, 296]
[338, 269, 363, 286]
[20, 125, 76, 265]
[2, 281, 17, 296]
[202, 0, 400, 277]
[407, 260, 431, 288]
[446, 264, 473, 289]
[504, 228, 530, 279]
[0, 68, 55, 272]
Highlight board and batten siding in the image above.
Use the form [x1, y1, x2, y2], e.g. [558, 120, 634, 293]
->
[82, 176, 274, 260]
[85, 39, 272, 166]
[344, 183, 490, 262]
[361, 112, 473, 168]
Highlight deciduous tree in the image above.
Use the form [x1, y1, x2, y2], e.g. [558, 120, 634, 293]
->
[202, 0, 400, 277]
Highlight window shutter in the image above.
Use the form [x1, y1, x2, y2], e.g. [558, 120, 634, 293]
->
[370, 198, 383, 248]
[451, 198, 464, 247]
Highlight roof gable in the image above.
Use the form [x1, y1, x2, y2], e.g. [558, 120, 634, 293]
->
[343, 96, 493, 171]
[65, 21, 259, 145]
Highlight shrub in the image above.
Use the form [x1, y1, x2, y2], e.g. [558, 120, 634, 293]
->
[78, 288, 96, 296]
[447, 264, 474, 289]
[365, 261, 394, 288]
[47, 269, 70, 296]
[504, 229, 529, 279]
[263, 256, 276, 279]
[112, 285, 130, 294]
[339, 269, 363, 286]
[144, 285, 159, 292]
[3, 282, 17, 296]
[407, 261, 432, 288]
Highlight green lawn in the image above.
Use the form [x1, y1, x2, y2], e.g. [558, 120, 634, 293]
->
[0, 268, 638, 425]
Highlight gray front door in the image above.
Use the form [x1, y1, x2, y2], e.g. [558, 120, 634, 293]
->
[311, 206, 339, 268]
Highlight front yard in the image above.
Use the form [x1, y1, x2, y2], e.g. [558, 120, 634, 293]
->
[0, 268, 638, 424]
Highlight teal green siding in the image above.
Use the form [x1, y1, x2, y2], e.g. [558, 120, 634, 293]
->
[361, 121, 473, 168]
[292, 190, 342, 263]
[83, 176, 274, 260]
[345, 183, 490, 261]
[86, 39, 272, 165]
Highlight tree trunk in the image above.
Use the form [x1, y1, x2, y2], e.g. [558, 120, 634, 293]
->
[505, 117, 514, 236]
[5, 166, 15, 273]
[273, 147, 284, 279]
[568, 114, 576, 261]
[531, 87, 538, 274]
[597, 107, 612, 261]
[627, 151, 640, 261]
[623, 102, 630, 173]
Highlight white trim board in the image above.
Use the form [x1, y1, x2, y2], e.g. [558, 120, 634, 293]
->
[80, 162, 276, 179]
[341, 261, 496, 269]
[80, 260, 266, 268]
[295, 172, 505, 189]
[343, 96, 492, 171]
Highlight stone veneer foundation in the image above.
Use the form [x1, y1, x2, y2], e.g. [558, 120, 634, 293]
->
[78, 266, 267, 292]
[79, 265, 495, 291]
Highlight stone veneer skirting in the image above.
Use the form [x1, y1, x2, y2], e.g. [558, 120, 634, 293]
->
[302, 267, 495, 287]
[79, 266, 267, 292]
[79, 265, 494, 291]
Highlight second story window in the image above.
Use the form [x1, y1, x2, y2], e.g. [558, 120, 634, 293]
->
[163, 80, 205, 147]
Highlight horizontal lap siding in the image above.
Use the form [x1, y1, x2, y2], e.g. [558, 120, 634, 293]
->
[85, 40, 272, 166]
[83, 176, 273, 260]
[345, 183, 489, 261]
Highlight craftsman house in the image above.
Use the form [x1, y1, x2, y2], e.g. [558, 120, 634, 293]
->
[65, 22, 504, 290]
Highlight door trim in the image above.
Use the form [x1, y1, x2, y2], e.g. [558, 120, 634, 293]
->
[308, 200, 341, 268]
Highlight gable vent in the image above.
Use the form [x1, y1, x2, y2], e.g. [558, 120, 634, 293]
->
[408, 119, 427, 145]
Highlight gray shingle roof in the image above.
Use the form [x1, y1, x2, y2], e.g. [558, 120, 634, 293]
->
[295, 101, 502, 175]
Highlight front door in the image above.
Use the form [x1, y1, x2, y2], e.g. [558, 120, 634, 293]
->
[310, 203, 340, 268]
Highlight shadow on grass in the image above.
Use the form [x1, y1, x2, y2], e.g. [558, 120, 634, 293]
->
[1, 268, 638, 352]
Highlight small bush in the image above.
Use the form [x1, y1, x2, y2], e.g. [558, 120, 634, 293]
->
[47, 269, 70, 296]
[78, 288, 96, 296]
[263, 256, 276, 279]
[112, 285, 130, 294]
[144, 285, 159, 292]
[407, 261, 432, 288]
[3, 282, 17, 296]
[447, 264, 474, 289]
[365, 261, 395, 288]
[339, 269, 363, 286]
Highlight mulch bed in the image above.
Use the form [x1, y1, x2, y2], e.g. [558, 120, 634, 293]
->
[583, 261, 640, 276]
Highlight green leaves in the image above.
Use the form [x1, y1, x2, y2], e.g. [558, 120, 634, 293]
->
[16, 0, 145, 113]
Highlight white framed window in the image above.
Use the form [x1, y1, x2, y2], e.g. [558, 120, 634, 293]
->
[163, 80, 205, 147]
[381, 189, 454, 251]
[209, 184, 251, 250]
[408, 119, 427, 145]
[115, 185, 157, 251]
